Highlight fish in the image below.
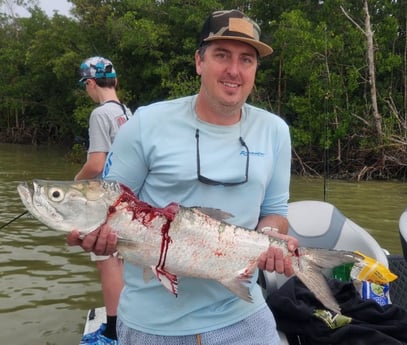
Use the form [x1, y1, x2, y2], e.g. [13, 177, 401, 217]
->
[18, 179, 363, 314]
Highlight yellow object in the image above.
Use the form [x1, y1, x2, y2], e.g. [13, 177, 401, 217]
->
[350, 251, 398, 284]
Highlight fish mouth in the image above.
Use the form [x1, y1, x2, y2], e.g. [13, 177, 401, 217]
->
[17, 180, 64, 224]
[17, 182, 35, 212]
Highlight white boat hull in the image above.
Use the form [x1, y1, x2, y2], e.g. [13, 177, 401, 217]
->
[81, 307, 106, 343]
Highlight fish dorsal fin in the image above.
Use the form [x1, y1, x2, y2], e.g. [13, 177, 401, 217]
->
[192, 207, 234, 221]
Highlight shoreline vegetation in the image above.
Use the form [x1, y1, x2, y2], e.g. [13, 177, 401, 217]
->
[0, 0, 406, 181]
[2, 135, 406, 182]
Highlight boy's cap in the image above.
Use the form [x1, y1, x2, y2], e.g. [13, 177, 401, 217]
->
[199, 10, 273, 57]
[79, 56, 116, 82]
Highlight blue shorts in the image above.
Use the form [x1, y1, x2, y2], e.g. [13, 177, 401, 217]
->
[117, 306, 280, 345]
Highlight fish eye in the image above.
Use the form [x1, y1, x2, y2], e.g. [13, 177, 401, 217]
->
[48, 187, 64, 202]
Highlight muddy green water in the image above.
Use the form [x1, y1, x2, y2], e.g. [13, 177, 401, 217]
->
[0, 143, 405, 345]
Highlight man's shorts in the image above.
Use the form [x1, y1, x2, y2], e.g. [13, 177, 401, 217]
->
[117, 306, 280, 345]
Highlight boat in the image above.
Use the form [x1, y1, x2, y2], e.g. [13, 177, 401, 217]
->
[81, 307, 106, 342]
[259, 200, 407, 344]
[399, 206, 407, 259]
[387, 207, 407, 311]
[81, 201, 407, 344]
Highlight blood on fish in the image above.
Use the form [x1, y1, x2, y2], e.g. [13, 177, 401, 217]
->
[111, 184, 181, 293]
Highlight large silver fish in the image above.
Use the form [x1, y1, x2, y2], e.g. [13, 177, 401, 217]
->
[18, 179, 362, 313]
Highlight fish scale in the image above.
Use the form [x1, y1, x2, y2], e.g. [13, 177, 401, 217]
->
[18, 179, 365, 314]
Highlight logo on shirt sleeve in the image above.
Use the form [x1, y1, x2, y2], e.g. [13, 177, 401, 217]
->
[103, 152, 113, 178]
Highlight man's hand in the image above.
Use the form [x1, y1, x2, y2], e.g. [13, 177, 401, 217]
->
[66, 224, 118, 256]
[257, 231, 298, 277]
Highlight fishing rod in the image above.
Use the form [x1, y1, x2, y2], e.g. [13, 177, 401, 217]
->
[323, 26, 329, 202]
[0, 210, 28, 230]
[323, 95, 329, 202]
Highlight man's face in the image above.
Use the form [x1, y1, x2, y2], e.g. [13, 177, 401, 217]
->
[195, 40, 258, 112]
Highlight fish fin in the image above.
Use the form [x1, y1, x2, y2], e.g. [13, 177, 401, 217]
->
[294, 261, 341, 314]
[299, 248, 362, 269]
[292, 247, 361, 314]
[218, 266, 256, 303]
[191, 207, 234, 221]
[143, 268, 155, 283]
[219, 277, 253, 303]
[151, 265, 179, 297]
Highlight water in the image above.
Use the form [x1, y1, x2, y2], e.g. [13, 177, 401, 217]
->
[289, 175, 406, 254]
[0, 144, 100, 345]
[0, 143, 406, 344]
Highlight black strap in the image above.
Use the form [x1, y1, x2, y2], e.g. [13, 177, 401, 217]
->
[104, 100, 129, 120]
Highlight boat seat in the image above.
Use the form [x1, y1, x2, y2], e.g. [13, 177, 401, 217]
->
[387, 209, 407, 310]
[288, 200, 388, 263]
[260, 200, 389, 344]
[261, 200, 389, 296]
[387, 254, 407, 310]
[399, 208, 407, 260]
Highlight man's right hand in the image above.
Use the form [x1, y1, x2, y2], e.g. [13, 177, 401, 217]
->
[66, 224, 118, 256]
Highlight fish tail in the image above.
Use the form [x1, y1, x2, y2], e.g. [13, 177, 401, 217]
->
[294, 263, 341, 314]
[292, 248, 361, 314]
[298, 247, 362, 269]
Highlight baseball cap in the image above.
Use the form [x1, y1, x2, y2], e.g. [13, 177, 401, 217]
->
[199, 10, 273, 58]
[79, 56, 117, 83]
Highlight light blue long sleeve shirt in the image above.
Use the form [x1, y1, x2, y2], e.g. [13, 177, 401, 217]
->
[104, 95, 291, 335]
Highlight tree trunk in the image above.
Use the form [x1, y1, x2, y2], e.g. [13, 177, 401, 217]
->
[363, 0, 383, 147]
[341, 1, 384, 166]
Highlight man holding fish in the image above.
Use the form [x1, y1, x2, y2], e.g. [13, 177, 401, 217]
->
[67, 9, 298, 345]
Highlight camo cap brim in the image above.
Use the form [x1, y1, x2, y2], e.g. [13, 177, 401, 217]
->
[200, 10, 273, 58]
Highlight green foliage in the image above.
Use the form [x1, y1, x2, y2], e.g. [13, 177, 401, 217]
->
[0, 0, 406, 178]
[162, 71, 201, 99]
[64, 143, 87, 164]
